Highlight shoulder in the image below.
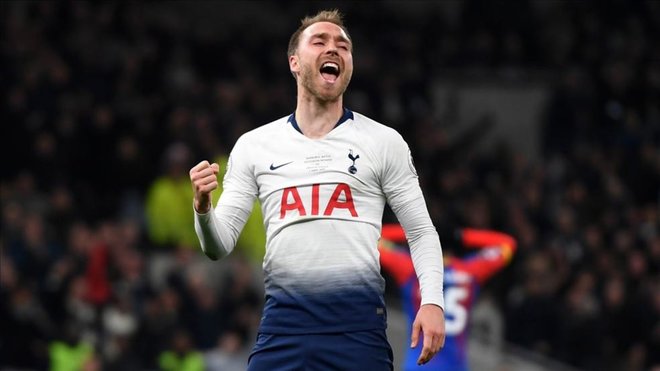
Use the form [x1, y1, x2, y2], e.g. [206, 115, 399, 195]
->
[351, 111, 410, 158]
[234, 115, 290, 146]
[351, 111, 404, 142]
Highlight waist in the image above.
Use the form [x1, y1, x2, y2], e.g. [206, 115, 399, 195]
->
[258, 286, 387, 334]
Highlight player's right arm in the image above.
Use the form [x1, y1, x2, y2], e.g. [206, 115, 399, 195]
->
[191, 160, 220, 214]
[381, 223, 407, 244]
[190, 135, 258, 260]
[379, 223, 416, 285]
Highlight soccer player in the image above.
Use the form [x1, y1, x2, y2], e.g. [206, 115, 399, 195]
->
[379, 224, 516, 371]
[189, 9, 445, 370]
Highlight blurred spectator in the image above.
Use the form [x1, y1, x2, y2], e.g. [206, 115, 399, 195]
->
[48, 324, 94, 371]
[558, 269, 601, 369]
[1, 282, 53, 369]
[145, 142, 199, 249]
[135, 288, 182, 369]
[204, 329, 250, 371]
[505, 251, 561, 355]
[158, 328, 205, 371]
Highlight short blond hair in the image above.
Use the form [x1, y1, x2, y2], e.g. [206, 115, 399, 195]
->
[287, 9, 351, 57]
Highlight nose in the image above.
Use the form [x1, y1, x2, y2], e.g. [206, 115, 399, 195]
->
[325, 43, 339, 55]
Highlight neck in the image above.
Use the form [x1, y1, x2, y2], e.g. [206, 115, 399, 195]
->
[295, 90, 344, 139]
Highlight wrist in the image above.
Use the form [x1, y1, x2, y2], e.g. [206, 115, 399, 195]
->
[194, 198, 211, 213]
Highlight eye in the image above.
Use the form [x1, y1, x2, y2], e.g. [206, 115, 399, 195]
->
[313, 41, 325, 46]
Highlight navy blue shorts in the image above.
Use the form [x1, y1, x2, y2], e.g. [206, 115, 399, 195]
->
[247, 329, 393, 371]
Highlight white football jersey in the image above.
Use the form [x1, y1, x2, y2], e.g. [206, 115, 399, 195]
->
[195, 109, 444, 334]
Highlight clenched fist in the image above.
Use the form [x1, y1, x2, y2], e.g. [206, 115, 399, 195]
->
[190, 160, 220, 213]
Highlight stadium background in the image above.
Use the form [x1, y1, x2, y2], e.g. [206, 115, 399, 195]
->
[1, 1, 658, 370]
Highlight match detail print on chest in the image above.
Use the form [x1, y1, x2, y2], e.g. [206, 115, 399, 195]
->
[303, 153, 333, 173]
[302, 148, 360, 175]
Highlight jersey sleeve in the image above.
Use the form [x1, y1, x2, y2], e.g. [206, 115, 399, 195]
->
[380, 133, 444, 309]
[458, 228, 517, 284]
[194, 134, 258, 259]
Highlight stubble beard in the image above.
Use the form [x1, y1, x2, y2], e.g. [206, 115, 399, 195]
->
[298, 63, 351, 103]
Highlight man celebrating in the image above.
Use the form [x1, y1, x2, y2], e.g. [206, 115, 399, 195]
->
[190, 10, 445, 370]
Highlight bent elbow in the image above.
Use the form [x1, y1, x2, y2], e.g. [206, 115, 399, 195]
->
[203, 247, 223, 261]
[200, 245, 222, 261]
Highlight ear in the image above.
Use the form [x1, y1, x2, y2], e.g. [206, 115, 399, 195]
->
[289, 55, 300, 76]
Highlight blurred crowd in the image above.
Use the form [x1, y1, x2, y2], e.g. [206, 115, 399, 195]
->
[1, 1, 658, 371]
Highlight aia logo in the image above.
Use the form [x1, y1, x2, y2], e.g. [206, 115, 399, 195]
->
[280, 183, 358, 219]
[348, 149, 360, 174]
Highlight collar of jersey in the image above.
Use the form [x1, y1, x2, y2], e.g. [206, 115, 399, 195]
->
[287, 108, 354, 134]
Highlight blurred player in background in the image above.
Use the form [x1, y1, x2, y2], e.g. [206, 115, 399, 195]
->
[190, 9, 445, 370]
[379, 224, 516, 371]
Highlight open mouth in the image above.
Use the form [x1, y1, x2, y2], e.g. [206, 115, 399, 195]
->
[320, 62, 340, 83]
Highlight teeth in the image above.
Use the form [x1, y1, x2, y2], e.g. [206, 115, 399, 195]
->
[322, 62, 339, 70]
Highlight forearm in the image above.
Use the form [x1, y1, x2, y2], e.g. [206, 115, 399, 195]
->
[409, 229, 444, 309]
[391, 191, 444, 309]
[194, 204, 250, 260]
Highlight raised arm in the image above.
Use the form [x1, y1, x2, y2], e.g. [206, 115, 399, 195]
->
[456, 228, 517, 284]
[378, 224, 415, 286]
[381, 223, 407, 244]
[191, 135, 258, 260]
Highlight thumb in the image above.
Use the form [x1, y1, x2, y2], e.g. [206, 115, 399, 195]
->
[211, 163, 220, 174]
[410, 320, 421, 348]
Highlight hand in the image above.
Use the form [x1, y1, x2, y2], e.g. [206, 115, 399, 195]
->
[190, 160, 220, 213]
[410, 304, 445, 365]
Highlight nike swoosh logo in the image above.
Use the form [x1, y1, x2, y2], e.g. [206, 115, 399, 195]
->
[269, 161, 293, 170]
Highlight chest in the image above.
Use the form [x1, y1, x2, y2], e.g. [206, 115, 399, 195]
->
[255, 135, 380, 193]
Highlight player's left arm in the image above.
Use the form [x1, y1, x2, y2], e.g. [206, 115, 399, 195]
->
[380, 132, 445, 365]
[459, 228, 517, 284]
